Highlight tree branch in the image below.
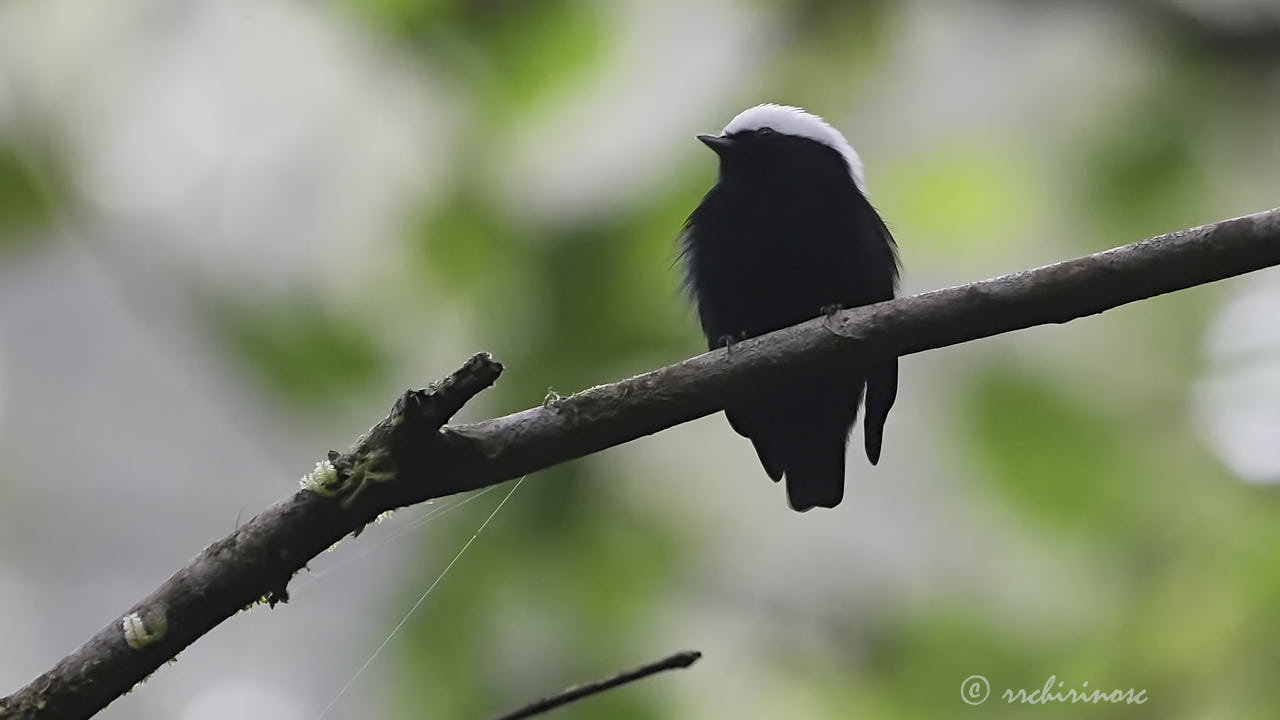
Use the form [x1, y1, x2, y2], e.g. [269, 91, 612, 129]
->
[0, 354, 504, 720]
[488, 650, 702, 720]
[415, 206, 1280, 501]
[3, 207, 1279, 719]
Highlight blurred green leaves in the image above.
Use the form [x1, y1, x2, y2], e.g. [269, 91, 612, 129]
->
[877, 141, 1042, 260]
[210, 299, 388, 407]
[411, 190, 529, 297]
[2, 0, 1279, 716]
[373, 0, 1280, 715]
[1078, 66, 1213, 247]
[0, 139, 58, 254]
[964, 364, 1135, 529]
[338, 0, 451, 34]
[767, 0, 893, 98]
[478, 0, 607, 115]
[337, 0, 607, 119]
[80, 0, 1276, 717]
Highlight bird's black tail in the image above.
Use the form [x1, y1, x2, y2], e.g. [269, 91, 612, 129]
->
[784, 427, 849, 512]
[863, 359, 898, 465]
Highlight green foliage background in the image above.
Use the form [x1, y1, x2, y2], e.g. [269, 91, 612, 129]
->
[2, 0, 1279, 718]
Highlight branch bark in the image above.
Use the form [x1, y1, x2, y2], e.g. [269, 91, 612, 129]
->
[0, 354, 505, 720]
[3, 207, 1279, 719]
[417, 206, 1280, 501]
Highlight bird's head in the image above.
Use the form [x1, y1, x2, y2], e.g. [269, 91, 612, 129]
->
[697, 104, 867, 196]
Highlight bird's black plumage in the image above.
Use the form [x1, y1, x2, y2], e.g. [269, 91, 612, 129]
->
[679, 106, 899, 511]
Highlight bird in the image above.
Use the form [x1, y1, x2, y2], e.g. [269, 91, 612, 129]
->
[678, 103, 900, 511]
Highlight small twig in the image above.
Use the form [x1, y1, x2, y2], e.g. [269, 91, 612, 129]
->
[488, 650, 703, 720]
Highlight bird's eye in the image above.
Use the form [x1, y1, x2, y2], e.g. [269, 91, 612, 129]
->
[757, 127, 776, 137]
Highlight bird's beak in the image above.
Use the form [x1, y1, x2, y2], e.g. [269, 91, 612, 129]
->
[697, 134, 734, 155]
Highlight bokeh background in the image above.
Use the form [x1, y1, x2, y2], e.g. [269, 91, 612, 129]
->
[3, 0, 1280, 718]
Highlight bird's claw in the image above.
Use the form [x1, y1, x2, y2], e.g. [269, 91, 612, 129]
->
[718, 332, 748, 354]
[820, 304, 844, 333]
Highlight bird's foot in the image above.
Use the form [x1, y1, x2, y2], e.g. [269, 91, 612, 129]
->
[718, 332, 748, 354]
[820, 304, 844, 333]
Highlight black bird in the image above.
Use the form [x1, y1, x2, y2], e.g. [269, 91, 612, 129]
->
[679, 104, 900, 511]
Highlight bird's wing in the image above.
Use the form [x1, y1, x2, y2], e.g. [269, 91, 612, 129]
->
[863, 360, 897, 464]
[855, 199, 900, 464]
